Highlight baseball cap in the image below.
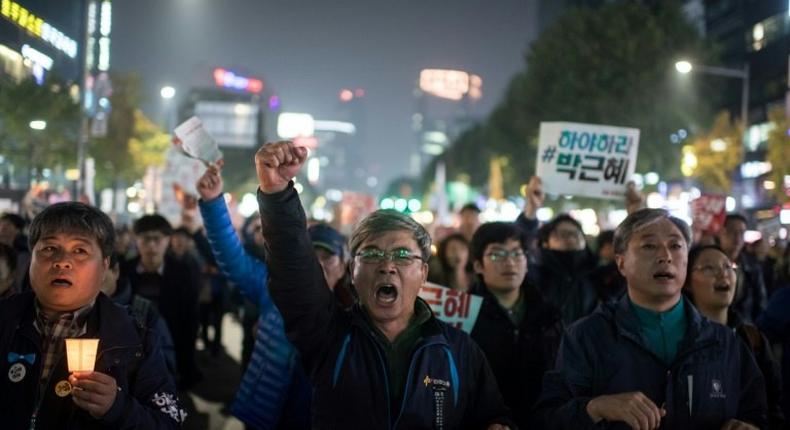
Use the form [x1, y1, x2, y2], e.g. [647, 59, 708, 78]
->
[308, 223, 346, 258]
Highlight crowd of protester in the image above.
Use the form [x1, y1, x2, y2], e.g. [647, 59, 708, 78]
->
[0, 140, 788, 429]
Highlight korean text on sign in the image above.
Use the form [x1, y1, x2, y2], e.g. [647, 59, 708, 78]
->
[418, 284, 483, 334]
[536, 122, 640, 200]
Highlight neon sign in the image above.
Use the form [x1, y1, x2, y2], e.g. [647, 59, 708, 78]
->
[213, 68, 264, 93]
[1, 0, 78, 58]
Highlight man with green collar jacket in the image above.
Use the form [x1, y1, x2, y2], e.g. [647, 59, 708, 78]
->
[534, 209, 767, 430]
[254, 141, 513, 429]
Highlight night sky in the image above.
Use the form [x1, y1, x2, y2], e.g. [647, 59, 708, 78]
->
[112, 0, 538, 190]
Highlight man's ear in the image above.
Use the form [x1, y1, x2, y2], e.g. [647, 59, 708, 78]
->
[615, 254, 626, 277]
[474, 259, 485, 274]
[103, 256, 110, 271]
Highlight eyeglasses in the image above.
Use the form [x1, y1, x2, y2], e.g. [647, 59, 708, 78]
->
[138, 234, 167, 245]
[485, 249, 526, 263]
[551, 228, 583, 241]
[693, 264, 737, 277]
[356, 248, 423, 266]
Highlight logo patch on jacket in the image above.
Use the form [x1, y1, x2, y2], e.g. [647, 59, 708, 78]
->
[424, 375, 450, 429]
[710, 379, 726, 399]
[423, 375, 450, 390]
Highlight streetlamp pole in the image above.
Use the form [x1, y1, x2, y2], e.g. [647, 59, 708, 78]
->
[675, 61, 750, 127]
[675, 60, 751, 209]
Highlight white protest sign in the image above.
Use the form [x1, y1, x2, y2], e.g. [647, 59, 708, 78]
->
[536, 122, 640, 200]
[419, 283, 483, 334]
[174, 116, 223, 165]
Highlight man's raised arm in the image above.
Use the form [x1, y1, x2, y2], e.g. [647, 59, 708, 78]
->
[254, 141, 338, 364]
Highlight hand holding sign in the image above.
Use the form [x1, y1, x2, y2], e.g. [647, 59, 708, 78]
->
[173, 116, 223, 166]
[625, 181, 645, 214]
[196, 162, 224, 201]
[524, 176, 545, 218]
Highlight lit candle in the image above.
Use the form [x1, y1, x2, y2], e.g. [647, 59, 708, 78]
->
[65, 339, 99, 373]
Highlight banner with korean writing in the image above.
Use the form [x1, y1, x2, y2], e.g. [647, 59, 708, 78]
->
[419, 283, 483, 334]
[536, 122, 640, 200]
[691, 194, 727, 234]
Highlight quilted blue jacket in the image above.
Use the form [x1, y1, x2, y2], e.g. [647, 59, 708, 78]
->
[199, 196, 309, 429]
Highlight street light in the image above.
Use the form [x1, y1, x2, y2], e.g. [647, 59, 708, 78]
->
[675, 61, 693, 74]
[674, 60, 750, 127]
[160, 86, 176, 100]
[160, 86, 176, 131]
[27, 120, 47, 188]
[676, 60, 751, 209]
[29, 120, 47, 130]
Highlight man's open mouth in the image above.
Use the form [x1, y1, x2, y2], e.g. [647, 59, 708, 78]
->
[652, 271, 675, 281]
[51, 278, 73, 287]
[375, 284, 398, 304]
[713, 283, 731, 292]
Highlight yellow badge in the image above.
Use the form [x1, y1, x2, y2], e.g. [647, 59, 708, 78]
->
[54, 380, 72, 397]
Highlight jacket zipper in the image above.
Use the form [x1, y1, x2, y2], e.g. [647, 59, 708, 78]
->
[367, 330, 393, 430]
[392, 342, 443, 429]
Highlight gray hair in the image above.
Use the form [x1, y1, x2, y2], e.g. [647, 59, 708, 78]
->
[613, 208, 690, 255]
[349, 210, 432, 261]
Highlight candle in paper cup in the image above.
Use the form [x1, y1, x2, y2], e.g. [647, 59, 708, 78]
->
[65, 339, 99, 373]
[173, 116, 223, 164]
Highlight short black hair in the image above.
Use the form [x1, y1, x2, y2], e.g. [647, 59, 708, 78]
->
[0, 242, 17, 272]
[459, 203, 481, 214]
[0, 213, 25, 230]
[470, 222, 527, 263]
[133, 214, 173, 236]
[28, 202, 115, 258]
[538, 214, 583, 248]
[724, 213, 748, 227]
[108, 251, 121, 269]
[596, 230, 615, 252]
[171, 227, 193, 238]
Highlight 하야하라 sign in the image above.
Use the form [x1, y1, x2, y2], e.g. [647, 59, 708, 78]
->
[536, 122, 640, 200]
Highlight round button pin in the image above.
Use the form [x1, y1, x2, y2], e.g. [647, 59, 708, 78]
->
[7, 363, 25, 383]
[55, 380, 73, 397]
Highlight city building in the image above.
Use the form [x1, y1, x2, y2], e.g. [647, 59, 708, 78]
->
[412, 68, 483, 175]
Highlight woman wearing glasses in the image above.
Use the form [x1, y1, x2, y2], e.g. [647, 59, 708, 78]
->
[469, 222, 563, 429]
[685, 245, 785, 429]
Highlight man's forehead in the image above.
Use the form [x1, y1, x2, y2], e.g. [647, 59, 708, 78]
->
[486, 239, 521, 249]
[39, 231, 99, 245]
[360, 230, 417, 247]
[632, 218, 684, 239]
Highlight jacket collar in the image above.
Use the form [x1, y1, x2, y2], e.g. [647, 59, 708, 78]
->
[606, 294, 711, 350]
[351, 297, 448, 347]
[12, 291, 141, 353]
[472, 279, 560, 330]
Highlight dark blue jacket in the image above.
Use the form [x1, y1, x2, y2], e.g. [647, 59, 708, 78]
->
[535, 295, 767, 429]
[258, 183, 511, 429]
[199, 195, 308, 430]
[757, 286, 790, 420]
[515, 213, 599, 325]
[731, 251, 768, 324]
[0, 292, 184, 429]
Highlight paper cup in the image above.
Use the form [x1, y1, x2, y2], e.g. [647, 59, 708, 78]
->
[65, 339, 99, 373]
